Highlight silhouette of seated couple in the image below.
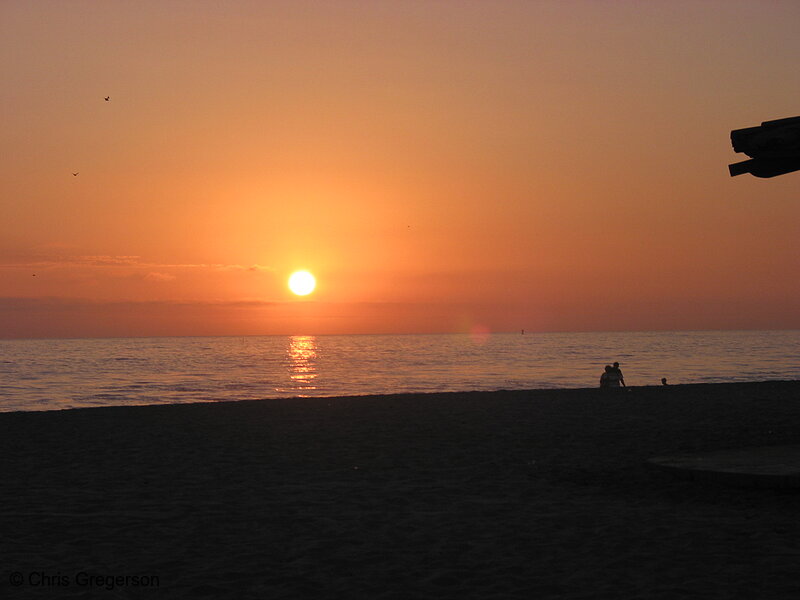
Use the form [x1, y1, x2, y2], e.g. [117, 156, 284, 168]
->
[599, 362, 625, 388]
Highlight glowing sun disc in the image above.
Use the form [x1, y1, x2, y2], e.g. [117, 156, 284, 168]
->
[288, 270, 316, 296]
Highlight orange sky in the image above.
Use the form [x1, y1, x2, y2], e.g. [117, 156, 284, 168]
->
[2, 1, 799, 338]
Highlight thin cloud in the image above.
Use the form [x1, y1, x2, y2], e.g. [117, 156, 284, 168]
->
[81, 255, 141, 266]
[0, 255, 275, 273]
[145, 272, 177, 282]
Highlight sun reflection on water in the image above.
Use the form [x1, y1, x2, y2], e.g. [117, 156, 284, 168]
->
[285, 335, 318, 394]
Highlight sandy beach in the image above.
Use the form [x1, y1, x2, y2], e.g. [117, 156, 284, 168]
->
[3, 381, 800, 599]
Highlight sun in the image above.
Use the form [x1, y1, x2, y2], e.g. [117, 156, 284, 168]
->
[288, 270, 316, 296]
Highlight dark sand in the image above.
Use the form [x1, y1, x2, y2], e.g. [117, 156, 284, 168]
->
[3, 381, 800, 599]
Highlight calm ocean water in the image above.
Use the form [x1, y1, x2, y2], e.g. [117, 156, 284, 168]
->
[0, 330, 798, 413]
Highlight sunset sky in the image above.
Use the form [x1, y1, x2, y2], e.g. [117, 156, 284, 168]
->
[2, 0, 799, 338]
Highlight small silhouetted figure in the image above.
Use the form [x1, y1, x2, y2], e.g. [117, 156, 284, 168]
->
[72, 172, 79, 176]
[600, 365, 624, 388]
[104, 96, 110, 101]
[661, 377, 668, 386]
[600, 364, 623, 388]
[599, 365, 611, 388]
[612, 361, 626, 387]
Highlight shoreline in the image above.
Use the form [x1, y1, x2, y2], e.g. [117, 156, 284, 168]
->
[3, 378, 800, 416]
[3, 380, 800, 598]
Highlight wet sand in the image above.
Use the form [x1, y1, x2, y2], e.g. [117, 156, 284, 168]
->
[2, 381, 800, 599]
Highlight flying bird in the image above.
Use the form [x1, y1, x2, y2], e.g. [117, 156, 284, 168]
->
[72, 172, 79, 176]
[104, 96, 110, 101]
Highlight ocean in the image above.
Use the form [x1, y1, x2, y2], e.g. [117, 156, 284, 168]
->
[1, 330, 798, 413]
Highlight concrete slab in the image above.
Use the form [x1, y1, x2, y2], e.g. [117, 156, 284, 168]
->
[647, 444, 800, 489]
